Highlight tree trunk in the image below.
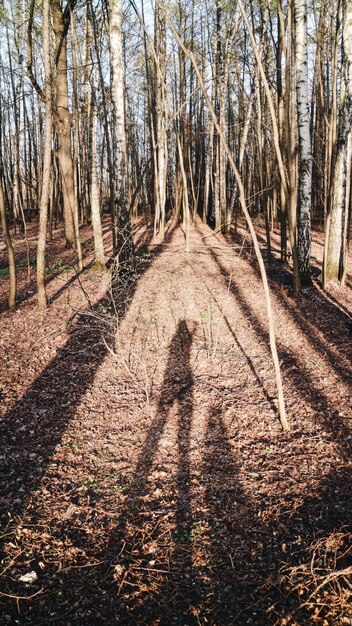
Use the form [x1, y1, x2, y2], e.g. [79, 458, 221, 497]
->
[237, 0, 301, 293]
[37, 0, 53, 308]
[154, 6, 168, 241]
[91, 96, 105, 270]
[295, 0, 312, 285]
[0, 180, 16, 309]
[324, 0, 352, 284]
[277, 0, 287, 261]
[52, 0, 77, 248]
[89, 0, 116, 251]
[109, 0, 134, 271]
[163, 8, 288, 429]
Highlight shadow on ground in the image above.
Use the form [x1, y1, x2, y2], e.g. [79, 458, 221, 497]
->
[0, 223, 176, 615]
[1, 223, 351, 625]
[226, 228, 352, 379]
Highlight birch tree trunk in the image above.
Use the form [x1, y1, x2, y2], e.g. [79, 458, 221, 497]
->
[154, 6, 168, 241]
[109, 0, 134, 269]
[37, 0, 52, 308]
[294, 0, 312, 285]
[324, 0, 352, 284]
[213, 0, 224, 232]
[91, 94, 105, 270]
[6, 23, 23, 231]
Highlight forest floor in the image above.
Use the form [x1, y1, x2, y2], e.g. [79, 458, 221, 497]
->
[0, 217, 352, 626]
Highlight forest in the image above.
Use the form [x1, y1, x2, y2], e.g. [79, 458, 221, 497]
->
[0, 0, 351, 623]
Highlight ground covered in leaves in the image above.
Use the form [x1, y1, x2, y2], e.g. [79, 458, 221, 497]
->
[0, 218, 351, 625]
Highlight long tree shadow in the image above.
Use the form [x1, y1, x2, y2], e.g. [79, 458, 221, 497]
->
[0, 219, 162, 312]
[190, 232, 352, 622]
[225, 229, 352, 384]
[0, 257, 92, 312]
[90, 232, 351, 625]
[200, 401, 266, 622]
[200, 404, 352, 625]
[0, 226, 98, 312]
[198, 231, 352, 622]
[203, 234, 350, 437]
[188, 260, 278, 414]
[0, 223, 177, 609]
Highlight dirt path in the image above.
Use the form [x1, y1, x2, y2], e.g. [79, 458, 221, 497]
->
[1, 221, 351, 625]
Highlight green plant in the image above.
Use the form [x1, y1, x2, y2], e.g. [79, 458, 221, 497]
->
[175, 521, 206, 543]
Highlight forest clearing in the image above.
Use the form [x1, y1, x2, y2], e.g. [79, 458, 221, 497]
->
[1, 0, 352, 623]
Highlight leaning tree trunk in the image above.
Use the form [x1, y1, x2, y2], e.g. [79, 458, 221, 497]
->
[163, 8, 288, 430]
[294, 0, 312, 285]
[237, 0, 301, 293]
[37, 0, 53, 308]
[109, 0, 134, 271]
[324, 0, 352, 284]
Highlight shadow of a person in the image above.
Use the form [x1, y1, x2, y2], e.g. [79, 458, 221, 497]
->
[200, 401, 266, 623]
[92, 320, 198, 624]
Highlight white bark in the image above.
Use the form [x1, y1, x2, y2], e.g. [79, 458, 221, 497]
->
[91, 102, 105, 269]
[325, 0, 352, 283]
[110, 0, 127, 204]
[295, 0, 312, 284]
[239, 90, 254, 171]
[154, 6, 168, 240]
[236, 0, 300, 293]
[109, 0, 133, 265]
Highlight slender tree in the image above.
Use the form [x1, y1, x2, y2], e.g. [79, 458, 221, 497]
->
[295, 0, 312, 285]
[324, 0, 352, 284]
[37, 0, 53, 308]
[153, 4, 168, 240]
[109, 0, 134, 269]
[91, 92, 106, 270]
[0, 179, 16, 309]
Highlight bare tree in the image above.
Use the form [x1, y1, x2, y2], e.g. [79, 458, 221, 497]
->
[0, 179, 16, 309]
[52, 0, 78, 249]
[324, 0, 352, 284]
[109, 0, 134, 269]
[295, 0, 312, 285]
[37, 0, 53, 308]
